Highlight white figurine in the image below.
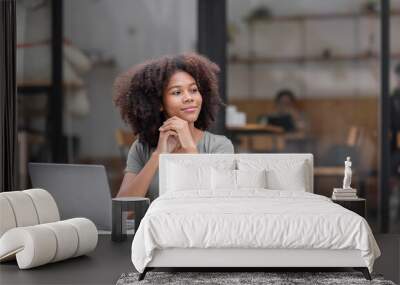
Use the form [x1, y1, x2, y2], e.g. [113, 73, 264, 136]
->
[342, 156, 352, 190]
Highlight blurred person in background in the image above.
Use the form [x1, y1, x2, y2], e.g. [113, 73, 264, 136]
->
[259, 89, 308, 133]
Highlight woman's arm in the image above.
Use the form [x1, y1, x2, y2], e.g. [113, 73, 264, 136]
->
[116, 152, 160, 197]
[117, 129, 180, 198]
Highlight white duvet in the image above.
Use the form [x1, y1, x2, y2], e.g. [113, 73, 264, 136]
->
[131, 190, 380, 273]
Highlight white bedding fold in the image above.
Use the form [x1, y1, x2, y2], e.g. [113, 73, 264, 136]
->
[131, 190, 380, 273]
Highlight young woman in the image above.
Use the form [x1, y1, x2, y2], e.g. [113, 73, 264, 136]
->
[113, 53, 234, 201]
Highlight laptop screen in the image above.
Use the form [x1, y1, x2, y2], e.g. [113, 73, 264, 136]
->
[28, 163, 112, 231]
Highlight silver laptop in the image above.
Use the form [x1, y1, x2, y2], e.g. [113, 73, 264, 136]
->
[28, 163, 112, 231]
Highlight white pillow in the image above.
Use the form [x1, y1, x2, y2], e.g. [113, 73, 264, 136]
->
[237, 159, 308, 191]
[211, 168, 236, 190]
[167, 162, 211, 191]
[211, 168, 267, 190]
[266, 161, 307, 191]
[236, 169, 267, 189]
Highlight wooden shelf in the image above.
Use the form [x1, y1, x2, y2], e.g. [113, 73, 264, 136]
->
[227, 123, 284, 133]
[17, 80, 83, 94]
[234, 10, 400, 65]
[229, 53, 400, 65]
[246, 10, 400, 23]
[17, 85, 51, 94]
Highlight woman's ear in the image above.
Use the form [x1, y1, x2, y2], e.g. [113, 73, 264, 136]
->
[160, 106, 163, 111]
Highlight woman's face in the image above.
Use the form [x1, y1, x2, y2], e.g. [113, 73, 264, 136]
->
[162, 71, 202, 123]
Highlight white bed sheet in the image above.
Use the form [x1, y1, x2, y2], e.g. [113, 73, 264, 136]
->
[131, 190, 380, 273]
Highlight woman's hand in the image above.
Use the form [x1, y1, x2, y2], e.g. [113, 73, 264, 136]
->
[158, 116, 197, 153]
[154, 129, 180, 154]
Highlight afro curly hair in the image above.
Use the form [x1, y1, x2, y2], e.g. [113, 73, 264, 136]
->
[113, 53, 224, 148]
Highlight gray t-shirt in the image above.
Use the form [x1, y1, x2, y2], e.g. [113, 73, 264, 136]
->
[125, 131, 234, 201]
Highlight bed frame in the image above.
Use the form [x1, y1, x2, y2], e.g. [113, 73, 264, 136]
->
[140, 248, 371, 280]
[138, 154, 372, 281]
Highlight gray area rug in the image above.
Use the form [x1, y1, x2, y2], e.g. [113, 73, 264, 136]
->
[116, 271, 396, 285]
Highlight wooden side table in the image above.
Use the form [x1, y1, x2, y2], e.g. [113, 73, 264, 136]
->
[112, 197, 150, 242]
[331, 198, 366, 218]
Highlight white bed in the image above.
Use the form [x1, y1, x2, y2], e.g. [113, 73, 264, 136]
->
[131, 154, 380, 280]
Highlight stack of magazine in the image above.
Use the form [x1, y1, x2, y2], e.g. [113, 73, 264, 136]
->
[332, 188, 358, 200]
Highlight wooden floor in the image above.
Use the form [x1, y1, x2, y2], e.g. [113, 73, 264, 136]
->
[0, 234, 399, 285]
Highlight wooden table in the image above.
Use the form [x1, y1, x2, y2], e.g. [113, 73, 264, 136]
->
[226, 124, 310, 152]
[227, 124, 284, 152]
[314, 166, 346, 176]
[227, 124, 285, 134]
